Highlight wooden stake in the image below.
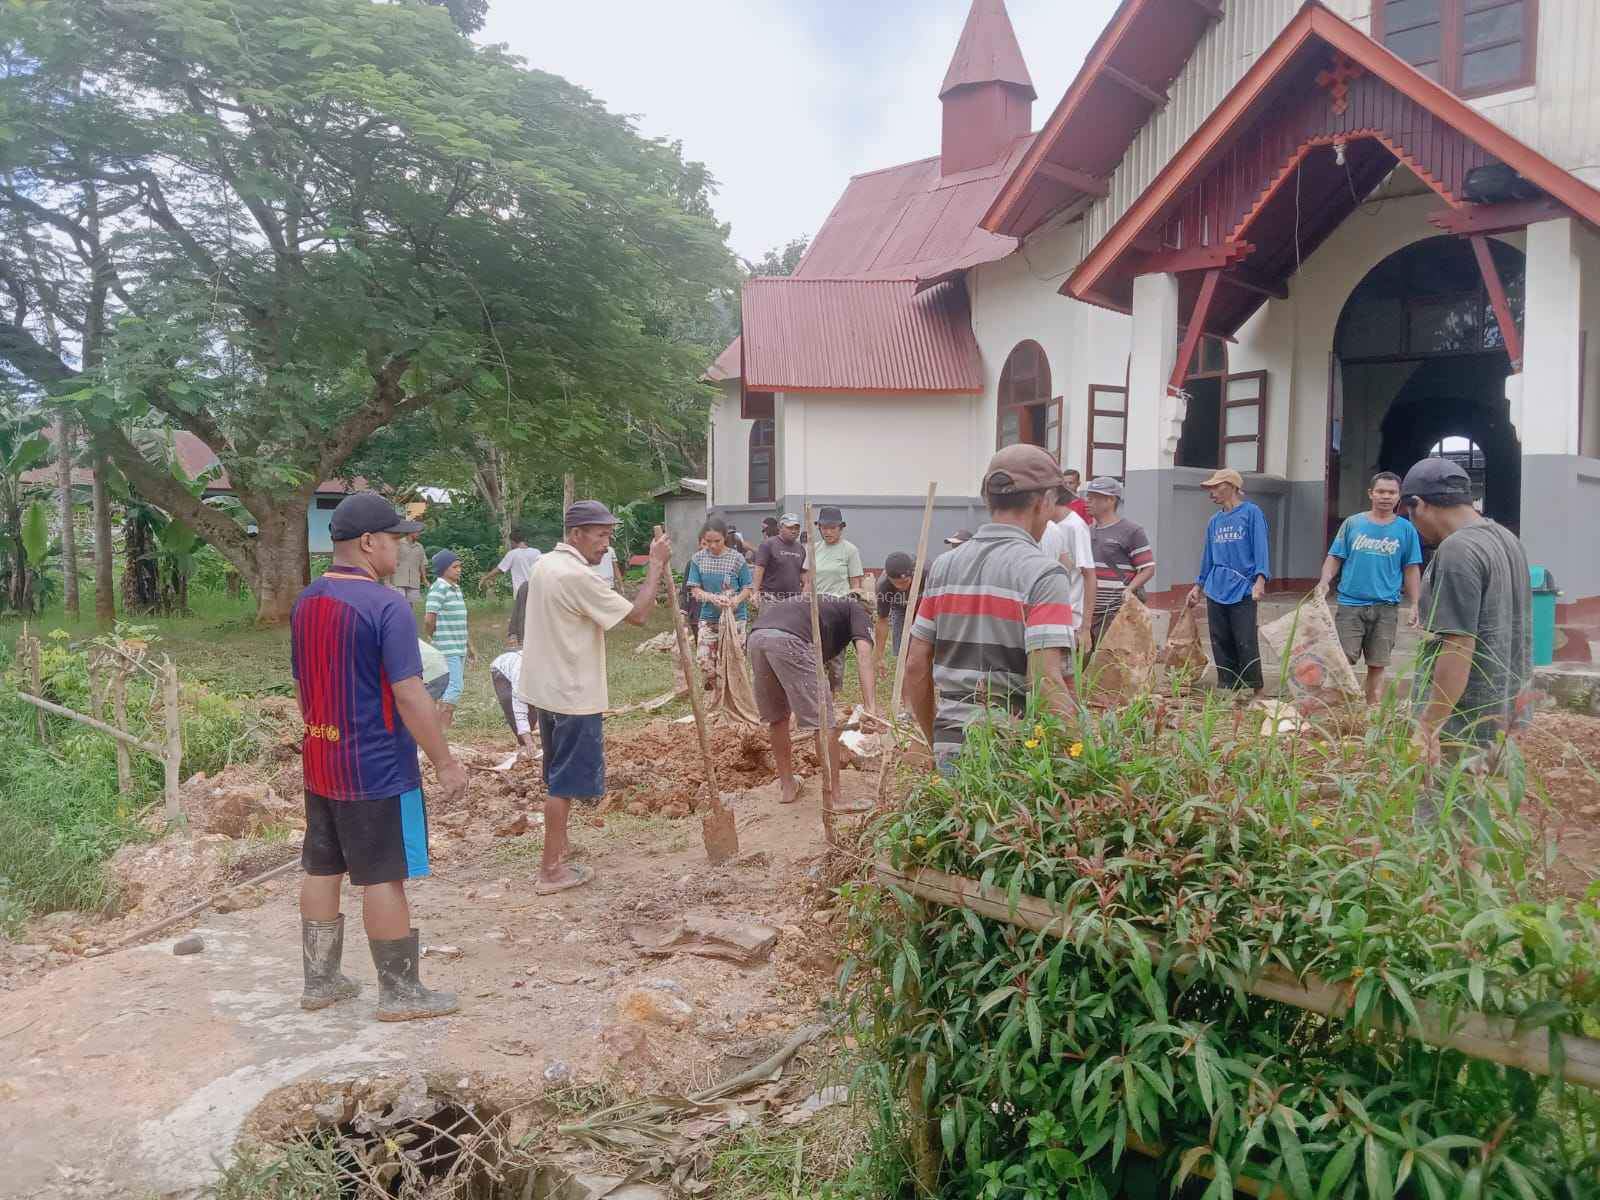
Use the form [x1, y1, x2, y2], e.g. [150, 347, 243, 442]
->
[804, 503, 838, 848]
[162, 657, 183, 827]
[875, 483, 937, 809]
[656, 526, 737, 864]
[11, 687, 164, 756]
[111, 668, 132, 796]
[25, 624, 46, 743]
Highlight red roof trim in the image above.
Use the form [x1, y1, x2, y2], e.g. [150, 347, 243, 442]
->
[1067, 2, 1600, 303]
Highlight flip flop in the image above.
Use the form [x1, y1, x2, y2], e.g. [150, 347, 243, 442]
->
[534, 864, 595, 896]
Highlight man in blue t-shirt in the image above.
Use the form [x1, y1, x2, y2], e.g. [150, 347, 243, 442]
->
[1317, 470, 1423, 704]
[290, 492, 468, 1023]
[1186, 469, 1271, 696]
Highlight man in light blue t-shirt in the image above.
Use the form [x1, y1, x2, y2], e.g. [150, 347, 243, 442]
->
[1317, 470, 1423, 704]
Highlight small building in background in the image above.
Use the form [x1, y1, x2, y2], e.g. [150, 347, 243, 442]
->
[652, 477, 708, 574]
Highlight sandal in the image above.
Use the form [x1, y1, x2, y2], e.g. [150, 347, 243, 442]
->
[534, 864, 595, 896]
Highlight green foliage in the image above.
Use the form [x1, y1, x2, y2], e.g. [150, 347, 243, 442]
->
[843, 694, 1600, 1199]
[20, 499, 48, 564]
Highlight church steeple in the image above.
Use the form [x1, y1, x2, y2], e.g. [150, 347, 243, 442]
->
[939, 0, 1035, 176]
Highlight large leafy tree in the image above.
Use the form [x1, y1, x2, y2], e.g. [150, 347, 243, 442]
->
[0, 0, 733, 623]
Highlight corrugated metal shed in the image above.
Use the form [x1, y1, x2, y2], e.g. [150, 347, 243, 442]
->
[740, 278, 984, 394]
[940, 0, 1036, 99]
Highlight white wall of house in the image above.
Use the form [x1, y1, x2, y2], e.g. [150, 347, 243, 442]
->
[780, 390, 980, 498]
[708, 379, 754, 508]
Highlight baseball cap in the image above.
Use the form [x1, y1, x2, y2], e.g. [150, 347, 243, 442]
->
[564, 499, 620, 528]
[884, 551, 915, 578]
[328, 491, 423, 542]
[1200, 468, 1245, 489]
[431, 549, 459, 575]
[779, 513, 801, 528]
[817, 505, 846, 527]
[1400, 457, 1474, 502]
[981, 444, 1066, 496]
[1081, 476, 1123, 499]
[944, 529, 973, 546]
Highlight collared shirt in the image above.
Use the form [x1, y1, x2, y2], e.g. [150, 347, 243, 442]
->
[424, 577, 470, 656]
[518, 544, 635, 715]
[687, 547, 754, 621]
[391, 539, 427, 589]
[290, 568, 424, 801]
[1197, 501, 1271, 605]
[910, 523, 1074, 763]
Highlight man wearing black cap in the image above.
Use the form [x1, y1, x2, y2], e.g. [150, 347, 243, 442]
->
[1400, 457, 1532, 769]
[905, 445, 1078, 769]
[874, 551, 921, 659]
[290, 492, 468, 1021]
[518, 500, 672, 894]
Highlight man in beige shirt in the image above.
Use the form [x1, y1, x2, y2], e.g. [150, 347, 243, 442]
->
[388, 532, 427, 606]
[517, 500, 670, 894]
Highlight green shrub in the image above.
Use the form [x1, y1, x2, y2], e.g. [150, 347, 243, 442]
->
[844, 693, 1600, 1199]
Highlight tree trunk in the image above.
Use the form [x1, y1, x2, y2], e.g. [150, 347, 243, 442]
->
[92, 455, 115, 629]
[252, 503, 311, 626]
[123, 514, 161, 613]
[56, 413, 80, 619]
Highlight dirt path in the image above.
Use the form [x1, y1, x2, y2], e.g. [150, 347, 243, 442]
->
[2, 768, 867, 1199]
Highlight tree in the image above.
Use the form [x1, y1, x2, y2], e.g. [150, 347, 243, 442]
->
[746, 235, 810, 279]
[425, 0, 489, 34]
[0, 0, 734, 623]
[0, 403, 52, 614]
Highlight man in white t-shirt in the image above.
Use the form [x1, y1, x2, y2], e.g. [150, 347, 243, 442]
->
[589, 546, 623, 590]
[480, 529, 542, 595]
[1038, 485, 1094, 649]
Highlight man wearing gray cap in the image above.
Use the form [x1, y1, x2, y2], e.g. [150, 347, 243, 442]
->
[1400, 457, 1532, 769]
[1079, 477, 1156, 648]
[518, 501, 672, 894]
[904, 445, 1078, 769]
[752, 512, 808, 602]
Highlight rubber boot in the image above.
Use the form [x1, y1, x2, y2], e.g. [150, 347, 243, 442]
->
[300, 915, 362, 1011]
[370, 928, 459, 1022]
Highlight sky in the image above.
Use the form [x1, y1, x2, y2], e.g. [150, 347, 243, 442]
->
[479, 0, 1121, 263]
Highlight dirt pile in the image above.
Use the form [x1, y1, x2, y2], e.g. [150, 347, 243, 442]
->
[605, 718, 822, 817]
[179, 766, 302, 837]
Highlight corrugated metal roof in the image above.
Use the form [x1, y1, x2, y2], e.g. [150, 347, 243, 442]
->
[940, 0, 1036, 99]
[703, 335, 741, 383]
[740, 278, 983, 394]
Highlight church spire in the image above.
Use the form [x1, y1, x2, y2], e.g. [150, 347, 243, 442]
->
[939, 0, 1035, 176]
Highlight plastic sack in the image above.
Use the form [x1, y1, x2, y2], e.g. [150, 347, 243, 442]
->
[710, 605, 763, 727]
[1089, 593, 1158, 706]
[1159, 604, 1209, 674]
[1258, 594, 1362, 713]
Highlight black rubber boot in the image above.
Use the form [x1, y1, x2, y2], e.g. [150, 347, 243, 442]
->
[300, 915, 362, 1011]
[370, 928, 458, 1022]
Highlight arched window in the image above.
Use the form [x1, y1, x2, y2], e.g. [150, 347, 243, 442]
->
[996, 341, 1061, 458]
[748, 419, 775, 504]
[1429, 435, 1487, 508]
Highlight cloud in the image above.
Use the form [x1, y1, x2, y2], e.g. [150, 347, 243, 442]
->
[480, 0, 1119, 261]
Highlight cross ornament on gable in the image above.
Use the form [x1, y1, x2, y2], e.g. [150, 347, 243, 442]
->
[1315, 51, 1363, 115]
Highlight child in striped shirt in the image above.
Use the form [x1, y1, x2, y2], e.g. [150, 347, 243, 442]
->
[425, 550, 475, 730]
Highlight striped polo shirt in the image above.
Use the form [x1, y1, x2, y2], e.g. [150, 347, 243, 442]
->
[424, 577, 470, 656]
[910, 523, 1075, 763]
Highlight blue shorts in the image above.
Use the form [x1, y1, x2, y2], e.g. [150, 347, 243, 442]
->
[538, 710, 605, 800]
[441, 655, 466, 705]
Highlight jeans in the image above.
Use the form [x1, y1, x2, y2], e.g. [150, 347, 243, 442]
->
[441, 654, 466, 705]
[1206, 597, 1263, 691]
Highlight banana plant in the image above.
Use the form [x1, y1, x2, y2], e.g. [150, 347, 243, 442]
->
[0, 403, 53, 613]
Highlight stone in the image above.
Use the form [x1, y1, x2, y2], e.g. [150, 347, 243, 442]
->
[213, 886, 266, 914]
[423, 944, 463, 961]
[542, 1060, 573, 1084]
[626, 916, 779, 965]
[617, 986, 694, 1029]
[483, 928, 510, 943]
[811, 909, 834, 926]
[172, 935, 204, 956]
[598, 1022, 654, 1065]
[494, 814, 528, 837]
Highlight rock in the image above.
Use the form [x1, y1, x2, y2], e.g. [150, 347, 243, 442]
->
[494, 814, 529, 837]
[542, 1060, 573, 1084]
[172, 935, 204, 956]
[626, 916, 780, 965]
[483, 928, 509, 944]
[423, 944, 463, 961]
[181, 767, 298, 837]
[624, 802, 649, 817]
[598, 1022, 654, 1065]
[617, 986, 694, 1029]
[561, 930, 589, 944]
[213, 886, 266, 914]
[811, 908, 834, 926]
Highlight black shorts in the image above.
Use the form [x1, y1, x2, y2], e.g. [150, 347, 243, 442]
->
[302, 789, 430, 886]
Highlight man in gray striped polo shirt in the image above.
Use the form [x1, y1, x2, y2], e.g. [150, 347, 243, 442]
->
[905, 445, 1078, 769]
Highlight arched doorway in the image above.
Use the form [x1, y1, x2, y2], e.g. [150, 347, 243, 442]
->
[1330, 235, 1523, 532]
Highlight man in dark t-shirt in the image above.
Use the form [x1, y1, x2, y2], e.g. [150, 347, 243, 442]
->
[874, 551, 922, 659]
[1401, 458, 1532, 770]
[752, 513, 809, 600]
[748, 595, 876, 807]
[291, 492, 468, 1022]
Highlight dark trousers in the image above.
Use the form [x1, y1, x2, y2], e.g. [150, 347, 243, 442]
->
[491, 668, 537, 738]
[1207, 597, 1263, 691]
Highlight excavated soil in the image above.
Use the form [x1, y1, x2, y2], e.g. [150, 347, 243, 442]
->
[605, 717, 823, 817]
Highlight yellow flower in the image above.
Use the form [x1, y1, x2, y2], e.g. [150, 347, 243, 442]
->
[1024, 738, 1040, 750]
[1310, 817, 1324, 829]
[1033, 723, 1046, 739]
[1069, 742, 1084, 759]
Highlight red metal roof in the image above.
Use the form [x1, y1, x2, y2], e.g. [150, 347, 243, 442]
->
[703, 335, 741, 383]
[940, 0, 1035, 99]
[1066, 3, 1600, 332]
[983, 0, 1221, 239]
[740, 278, 983, 395]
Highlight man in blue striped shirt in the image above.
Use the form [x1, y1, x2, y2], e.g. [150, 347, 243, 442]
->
[1186, 469, 1270, 696]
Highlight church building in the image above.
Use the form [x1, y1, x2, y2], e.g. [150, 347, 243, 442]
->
[707, 0, 1600, 611]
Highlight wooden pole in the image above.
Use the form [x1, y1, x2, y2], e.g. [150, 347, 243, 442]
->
[111, 668, 132, 795]
[25, 624, 46, 743]
[657, 526, 737, 864]
[162, 657, 183, 826]
[562, 473, 575, 517]
[874, 483, 937, 809]
[804, 503, 838, 848]
[11, 688, 164, 756]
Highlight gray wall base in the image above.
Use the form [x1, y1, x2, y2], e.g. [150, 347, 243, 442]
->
[1520, 455, 1600, 601]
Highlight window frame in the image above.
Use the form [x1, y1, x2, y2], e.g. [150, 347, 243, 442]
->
[1372, 0, 1538, 99]
[748, 417, 775, 504]
[996, 340, 1056, 452]
[1086, 383, 1129, 480]
[1220, 370, 1268, 475]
